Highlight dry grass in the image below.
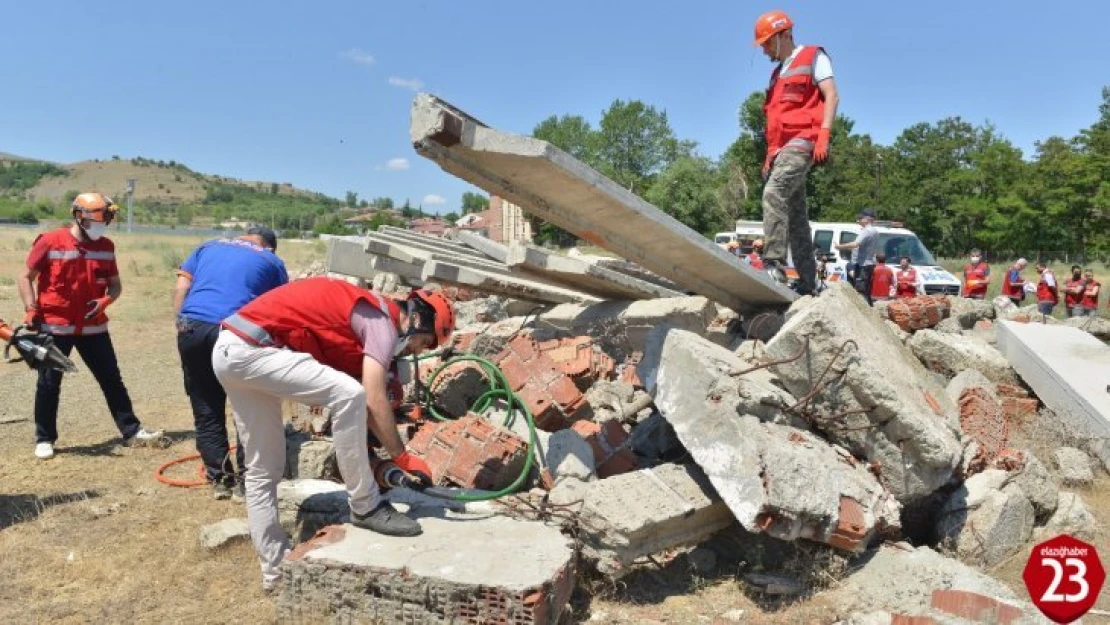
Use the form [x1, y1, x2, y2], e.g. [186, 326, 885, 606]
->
[0, 226, 323, 624]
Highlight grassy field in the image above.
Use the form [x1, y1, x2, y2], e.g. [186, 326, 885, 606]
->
[0, 226, 1105, 623]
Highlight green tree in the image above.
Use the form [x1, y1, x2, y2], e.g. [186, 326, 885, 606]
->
[176, 205, 195, 226]
[645, 156, 728, 236]
[442, 211, 460, 225]
[533, 114, 597, 162]
[345, 190, 359, 207]
[595, 99, 688, 193]
[460, 191, 489, 215]
[370, 196, 394, 210]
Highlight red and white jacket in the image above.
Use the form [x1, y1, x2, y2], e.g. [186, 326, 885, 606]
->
[26, 228, 118, 335]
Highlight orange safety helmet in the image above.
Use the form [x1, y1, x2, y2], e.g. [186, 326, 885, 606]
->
[408, 289, 455, 348]
[72, 192, 118, 225]
[753, 10, 793, 46]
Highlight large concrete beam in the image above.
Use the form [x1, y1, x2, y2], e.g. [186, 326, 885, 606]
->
[455, 230, 510, 263]
[366, 237, 511, 276]
[379, 225, 481, 257]
[326, 238, 424, 284]
[410, 93, 797, 313]
[507, 241, 683, 300]
[367, 230, 496, 265]
[996, 321, 1110, 467]
[422, 260, 598, 305]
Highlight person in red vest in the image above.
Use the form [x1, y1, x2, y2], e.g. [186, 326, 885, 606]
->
[753, 9, 838, 297]
[894, 256, 922, 298]
[212, 277, 455, 592]
[1000, 258, 1028, 307]
[1079, 269, 1101, 316]
[1063, 265, 1087, 317]
[870, 253, 894, 302]
[1034, 261, 1059, 316]
[16, 192, 164, 460]
[962, 249, 991, 299]
[745, 239, 766, 270]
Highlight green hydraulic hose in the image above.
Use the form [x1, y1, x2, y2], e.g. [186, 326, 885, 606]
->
[415, 352, 538, 502]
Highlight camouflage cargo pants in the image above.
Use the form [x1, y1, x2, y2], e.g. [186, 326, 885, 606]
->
[761, 149, 816, 294]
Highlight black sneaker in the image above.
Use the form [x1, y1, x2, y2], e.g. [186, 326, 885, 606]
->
[232, 480, 245, 503]
[212, 481, 233, 501]
[351, 501, 422, 537]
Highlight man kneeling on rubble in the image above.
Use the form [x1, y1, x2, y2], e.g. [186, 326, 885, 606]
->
[213, 276, 455, 592]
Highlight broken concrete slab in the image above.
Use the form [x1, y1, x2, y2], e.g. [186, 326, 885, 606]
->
[326, 238, 425, 285]
[763, 283, 964, 504]
[933, 317, 963, 334]
[577, 463, 734, 579]
[994, 449, 1059, 523]
[505, 240, 683, 300]
[379, 225, 483, 257]
[947, 296, 996, 329]
[1052, 447, 1095, 486]
[199, 518, 250, 550]
[277, 513, 575, 624]
[453, 296, 509, 328]
[642, 327, 901, 553]
[422, 259, 598, 305]
[540, 427, 596, 484]
[285, 429, 339, 481]
[822, 545, 1035, 623]
[366, 236, 514, 277]
[1033, 492, 1098, 542]
[996, 320, 1110, 469]
[909, 329, 1019, 385]
[409, 93, 796, 313]
[277, 479, 349, 543]
[1062, 314, 1110, 341]
[535, 296, 716, 361]
[935, 469, 1034, 568]
[454, 229, 510, 263]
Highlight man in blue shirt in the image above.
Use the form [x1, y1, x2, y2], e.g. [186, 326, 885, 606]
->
[173, 227, 288, 499]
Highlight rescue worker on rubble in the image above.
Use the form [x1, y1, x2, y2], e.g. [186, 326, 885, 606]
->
[16, 192, 164, 460]
[869, 253, 894, 302]
[174, 226, 288, 500]
[1063, 265, 1087, 318]
[835, 209, 878, 304]
[753, 9, 838, 296]
[962, 249, 990, 300]
[894, 255, 923, 298]
[212, 276, 454, 592]
[1079, 269, 1101, 316]
[745, 239, 766, 270]
[1034, 261, 1059, 316]
[1000, 258, 1028, 307]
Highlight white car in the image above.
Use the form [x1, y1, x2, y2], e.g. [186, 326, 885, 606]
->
[731, 219, 962, 295]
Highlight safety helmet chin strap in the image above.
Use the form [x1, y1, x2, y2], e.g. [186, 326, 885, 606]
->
[393, 300, 436, 358]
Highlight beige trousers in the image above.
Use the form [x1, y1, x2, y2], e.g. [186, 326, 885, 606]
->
[211, 330, 380, 588]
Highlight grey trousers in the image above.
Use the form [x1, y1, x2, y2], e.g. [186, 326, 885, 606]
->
[762, 149, 816, 293]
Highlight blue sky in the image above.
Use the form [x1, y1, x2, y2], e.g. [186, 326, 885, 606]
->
[2, 1, 1107, 213]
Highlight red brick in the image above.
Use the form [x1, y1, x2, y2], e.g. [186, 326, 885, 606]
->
[930, 589, 1022, 624]
[492, 335, 591, 431]
[888, 295, 951, 333]
[958, 387, 1009, 474]
[974, 319, 993, 331]
[827, 496, 869, 551]
[891, 616, 938, 625]
[1001, 397, 1039, 423]
[452, 330, 478, 353]
[570, 420, 638, 479]
[407, 415, 529, 491]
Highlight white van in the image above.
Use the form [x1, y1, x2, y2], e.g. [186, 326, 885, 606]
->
[732, 219, 962, 295]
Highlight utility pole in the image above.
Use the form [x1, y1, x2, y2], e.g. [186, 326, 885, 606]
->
[125, 178, 136, 233]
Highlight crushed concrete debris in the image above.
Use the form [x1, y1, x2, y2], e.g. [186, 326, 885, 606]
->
[762, 283, 963, 504]
[934, 469, 1034, 567]
[947, 296, 995, 329]
[570, 419, 637, 479]
[200, 518, 250, 550]
[908, 329, 1019, 385]
[538, 428, 596, 484]
[1033, 492, 1098, 542]
[284, 428, 339, 481]
[1052, 447, 1095, 486]
[993, 449, 1058, 523]
[1062, 314, 1110, 340]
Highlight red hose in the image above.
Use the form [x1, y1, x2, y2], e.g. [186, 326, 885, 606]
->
[155, 445, 238, 487]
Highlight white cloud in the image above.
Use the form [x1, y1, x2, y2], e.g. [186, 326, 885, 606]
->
[384, 157, 409, 171]
[340, 48, 376, 66]
[388, 76, 424, 91]
[422, 194, 446, 206]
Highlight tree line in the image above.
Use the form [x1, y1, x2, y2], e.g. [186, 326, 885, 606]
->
[530, 87, 1110, 260]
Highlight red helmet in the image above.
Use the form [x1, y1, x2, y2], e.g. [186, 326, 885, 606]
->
[72, 192, 118, 225]
[408, 289, 455, 348]
[753, 10, 793, 46]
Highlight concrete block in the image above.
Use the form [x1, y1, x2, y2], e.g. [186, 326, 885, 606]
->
[285, 429, 339, 481]
[934, 469, 1034, 567]
[1033, 492, 1098, 542]
[822, 545, 1033, 622]
[541, 428, 596, 483]
[368, 235, 511, 276]
[506, 240, 683, 300]
[454, 296, 509, 328]
[379, 225, 482, 257]
[996, 321, 1110, 469]
[406, 414, 529, 491]
[642, 327, 901, 553]
[569, 419, 638, 479]
[409, 93, 795, 313]
[455, 229, 510, 263]
[933, 317, 963, 334]
[426, 361, 488, 418]
[278, 513, 575, 624]
[947, 296, 995, 329]
[577, 463, 734, 579]
[883, 318, 910, 344]
[536, 296, 717, 361]
[886, 295, 951, 333]
[1062, 314, 1110, 341]
[763, 283, 964, 504]
[423, 260, 598, 305]
[993, 449, 1058, 523]
[200, 518, 250, 550]
[327, 237, 424, 284]
[1052, 447, 1095, 486]
[277, 479, 349, 543]
[992, 295, 1018, 318]
[909, 329, 1019, 385]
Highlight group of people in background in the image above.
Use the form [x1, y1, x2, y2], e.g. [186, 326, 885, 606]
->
[999, 259, 1102, 317]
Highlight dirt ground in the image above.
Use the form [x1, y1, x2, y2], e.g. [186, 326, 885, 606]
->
[0, 226, 1106, 624]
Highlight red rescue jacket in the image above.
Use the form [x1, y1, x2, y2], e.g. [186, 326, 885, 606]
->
[1036, 270, 1059, 305]
[223, 277, 402, 379]
[1064, 278, 1086, 308]
[1000, 267, 1025, 299]
[963, 262, 990, 298]
[895, 268, 918, 298]
[764, 46, 826, 158]
[1081, 280, 1100, 310]
[26, 227, 118, 336]
[870, 264, 894, 300]
[746, 252, 765, 270]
